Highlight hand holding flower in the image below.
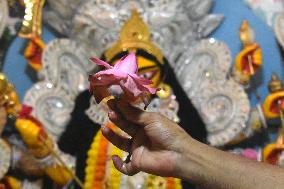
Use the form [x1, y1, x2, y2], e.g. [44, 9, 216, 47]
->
[89, 53, 158, 108]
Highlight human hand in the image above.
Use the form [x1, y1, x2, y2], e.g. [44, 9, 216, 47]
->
[102, 99, 193, 177]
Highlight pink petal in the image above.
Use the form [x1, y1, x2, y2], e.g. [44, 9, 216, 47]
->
[95, 69, 128, 78]
[90, 57, 113, 69]
[137, 83, 157, 94]
[114, 53, 138, 74]
[129, 75, 157, 94]
[141, 85, 157, 94]
[91, 69, 127, 86]
[120, 76, 143, 97]
[129, 74, 153, 85]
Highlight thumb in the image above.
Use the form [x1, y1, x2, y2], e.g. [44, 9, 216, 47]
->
[116, 100, 157, 126]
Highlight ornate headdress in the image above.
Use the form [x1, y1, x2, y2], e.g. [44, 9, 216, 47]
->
[104, 9, 164, 65]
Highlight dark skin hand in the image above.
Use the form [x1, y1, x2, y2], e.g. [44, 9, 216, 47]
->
[104, 99, 189, 177]
[102, 99, 284, 189]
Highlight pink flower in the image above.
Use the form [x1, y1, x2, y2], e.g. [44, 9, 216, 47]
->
[89, 53, 158, 108]
[241, 148, 258, 161]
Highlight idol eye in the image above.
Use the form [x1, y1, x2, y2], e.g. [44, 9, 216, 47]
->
[140, 72, 153, 79]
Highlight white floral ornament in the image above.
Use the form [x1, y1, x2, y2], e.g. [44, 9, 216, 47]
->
[196, 80, 250, 146]
[23, 81, 74, 141]
[40, 38, 97, 99]
[175, 39, 250, 146]
[0, 139, 11, 180]
[0, 0, 8, 38]
[86, 96, 180, 126]
[274, 12, 284, 50]
[242, 0, 284, 27]
[43, 0, 223, 66]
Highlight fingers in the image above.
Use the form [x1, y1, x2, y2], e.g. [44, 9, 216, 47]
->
[115, 100, 156, 126]
[101, 125, 131, 152]
[108, 111, 138, 136]
[112, 155, 139, 176]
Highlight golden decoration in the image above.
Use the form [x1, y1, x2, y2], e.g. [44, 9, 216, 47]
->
[263, 73, 284, 119]
[262, 73, 284, 166]
[24, 36, 45, 71]
[268, 73, 283, 93]
[19, 0, 45, 38]
[233, 20, 262, 84]
[156, 83, 172, 99]
[104, 9, 164, 65]
[2, 176, 22, 189]
[0, 73, 21, 116]
[234, 43, 262, 76]
[239, 20, 255, 46]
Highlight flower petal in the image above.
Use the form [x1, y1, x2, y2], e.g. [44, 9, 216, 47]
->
[91, 69, 127, 86]
[114, 53, 138, 74]
[120, 76, 143, 97]
[88, 53, 158, 107]
[129, 75, 157, 94]
[129, 74, 153, 85]
[90, 57, 113, 69]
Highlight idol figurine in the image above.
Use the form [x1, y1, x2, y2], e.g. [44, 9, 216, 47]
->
[59, 10, 205, 189]
[262, 73, 284, 166]
[0, 73, 75, 188]
[233, 20, 262, 86]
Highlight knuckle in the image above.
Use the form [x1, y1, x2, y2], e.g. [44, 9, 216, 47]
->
[131, 156, 140, 170]
[147, 112, 161, 122]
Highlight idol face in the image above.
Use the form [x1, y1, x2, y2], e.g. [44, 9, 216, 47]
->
[136, 55, 163, 87]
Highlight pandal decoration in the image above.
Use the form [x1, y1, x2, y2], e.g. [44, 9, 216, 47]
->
[15, 105, 82, 187]
[262, 73, 284, 119]
[233, 20, 262, 85]
[19, 0, 46, 71]
[32, 0, 247, 147]
[262, 73, 284, 165]
[0, 73, 81, 187]
[0, 73, 21, 117]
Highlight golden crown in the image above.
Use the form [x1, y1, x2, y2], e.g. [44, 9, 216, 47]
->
[104, 9, 164, 64]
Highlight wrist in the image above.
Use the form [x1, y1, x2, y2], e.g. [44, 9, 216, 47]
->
[173, 137, 208, 182]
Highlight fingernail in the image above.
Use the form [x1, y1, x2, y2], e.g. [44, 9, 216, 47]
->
[101, 125, 109, 133]
[108, 111, 115, 118]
